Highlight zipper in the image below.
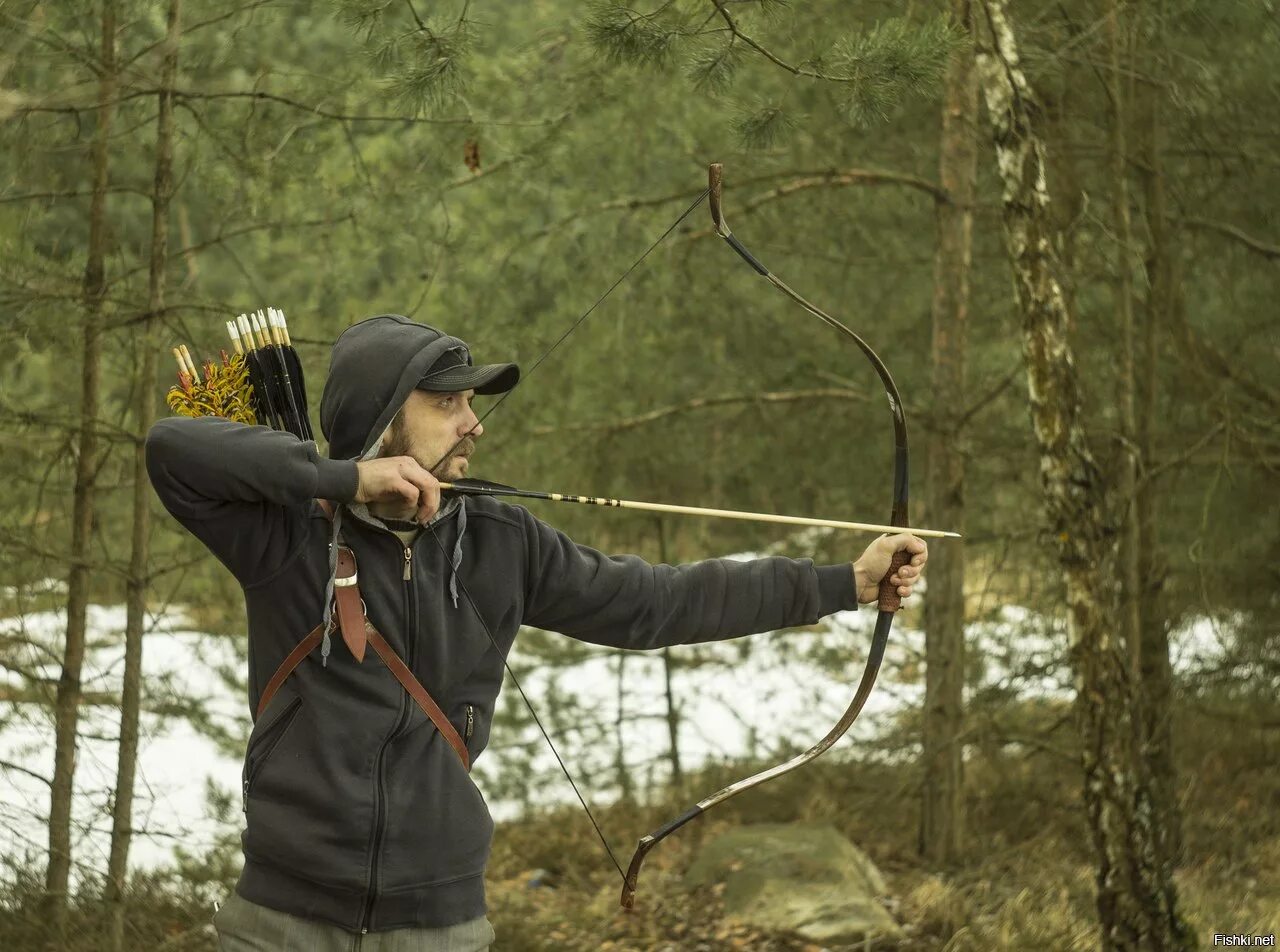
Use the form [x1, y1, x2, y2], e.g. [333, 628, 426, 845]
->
[359, 700, 402, 934]
[465, 704, 474, 742]
[241, 696, 302, 812]
[359, 534, 419, 934]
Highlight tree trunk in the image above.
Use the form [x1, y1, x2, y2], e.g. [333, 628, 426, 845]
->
[920, 0, 978, 867]
[1105, 0, 1144, 691]
[656, 519, 683, 787]
[44, 0, 116, 925]
[613, 651, 633, 800]
[105, 2, 181, 946]
[974, 3, 1192, 949]
[1135, 0, 1183, 868]
[661, 647, 682, 787]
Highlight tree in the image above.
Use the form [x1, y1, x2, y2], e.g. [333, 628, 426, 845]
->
[44, 0, 117, 927]
[920, 0, 979, 866]
[104, 2, 181, 947]
[974, 1, 1192, 947]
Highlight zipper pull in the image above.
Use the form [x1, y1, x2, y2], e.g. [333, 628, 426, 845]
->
[465, 704, 475, 741]
[403, 546, 412, 581]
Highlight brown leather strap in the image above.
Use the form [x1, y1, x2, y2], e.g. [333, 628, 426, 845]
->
[253, 497, 472, 771]
[332, 546, 369, 662]
[313, 498, 368, 661]
[366, 623, 470, 771]
[256, 622, 324, 721]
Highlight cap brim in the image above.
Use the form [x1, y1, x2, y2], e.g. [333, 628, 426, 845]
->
[418, 361, 520, 395]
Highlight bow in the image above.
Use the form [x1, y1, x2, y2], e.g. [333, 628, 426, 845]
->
[417, 165, 913, 909]
[618, 164, 912, 909]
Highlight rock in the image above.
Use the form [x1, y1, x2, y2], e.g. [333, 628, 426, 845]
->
[684, 823, 902, 944]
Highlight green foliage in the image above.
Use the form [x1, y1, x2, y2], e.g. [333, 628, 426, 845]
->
[731, 99, 796, 149]
[583, 1, 682, 68]
[833, 15, 963, 126]
[335, 0, 395, 41]
[336, 0, 476, 114]
[684, 40, 744, 93]
[581, 2, 960, 145]
[1, 0, 1277, 945]
[382, 23, 475, 114]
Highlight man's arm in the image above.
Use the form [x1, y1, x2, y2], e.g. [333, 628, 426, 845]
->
[519, 508, 858, 651]
[145, 417, 358, 586]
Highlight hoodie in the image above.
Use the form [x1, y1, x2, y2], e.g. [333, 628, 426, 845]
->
[144, 314, 861, 933]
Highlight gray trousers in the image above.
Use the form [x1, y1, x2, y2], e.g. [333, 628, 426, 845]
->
[213, 891, 495, 951]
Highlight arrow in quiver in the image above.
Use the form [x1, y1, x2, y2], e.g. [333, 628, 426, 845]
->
[165, 306, 314, 440]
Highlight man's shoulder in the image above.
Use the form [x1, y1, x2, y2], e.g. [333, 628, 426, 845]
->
[461, 493, 531, 532]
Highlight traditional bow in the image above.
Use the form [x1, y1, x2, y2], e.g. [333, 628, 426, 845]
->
[420, 164, 914, 910]
[618, 164, 912, 908]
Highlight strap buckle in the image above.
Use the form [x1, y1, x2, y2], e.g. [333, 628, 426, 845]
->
[333, 544, 358, 587]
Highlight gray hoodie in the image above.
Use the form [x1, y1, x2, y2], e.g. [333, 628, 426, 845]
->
[144, 314, 860, 933]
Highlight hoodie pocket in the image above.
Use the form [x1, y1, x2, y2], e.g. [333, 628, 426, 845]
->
[377, 717, 495, 890]
[242, 696, 303, 811]
[451, 702, 488, 759]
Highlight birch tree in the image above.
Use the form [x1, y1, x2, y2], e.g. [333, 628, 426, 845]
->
[974, 1, 1192, 947]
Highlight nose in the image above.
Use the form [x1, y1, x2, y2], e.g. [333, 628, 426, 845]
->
[462, 405, 482, 440]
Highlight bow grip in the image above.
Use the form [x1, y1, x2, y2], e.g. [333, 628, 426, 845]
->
[877, 547, 911, 613]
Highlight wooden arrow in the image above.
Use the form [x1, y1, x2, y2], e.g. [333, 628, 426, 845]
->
[438, 479, 960, 539]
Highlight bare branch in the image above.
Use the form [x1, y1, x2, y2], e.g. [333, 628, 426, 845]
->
[529, 388, 869, 436]
[1178, 216, 1280, 262]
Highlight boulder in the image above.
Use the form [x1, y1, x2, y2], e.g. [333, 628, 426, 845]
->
[684, 823, 902, 944]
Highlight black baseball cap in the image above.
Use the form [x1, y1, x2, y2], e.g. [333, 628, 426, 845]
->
[416, 344, 520, 395]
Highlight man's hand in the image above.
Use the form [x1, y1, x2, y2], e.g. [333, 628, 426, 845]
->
[354, 456, 441, 524]
[853, 533, 928, 607]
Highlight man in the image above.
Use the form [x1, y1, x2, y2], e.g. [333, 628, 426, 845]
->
[145, 314, 927, 951]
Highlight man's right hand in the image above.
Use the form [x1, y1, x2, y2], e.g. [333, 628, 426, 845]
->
[354, 456, 441, 523]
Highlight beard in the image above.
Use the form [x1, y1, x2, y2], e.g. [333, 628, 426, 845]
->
[380, 423, 475, 480]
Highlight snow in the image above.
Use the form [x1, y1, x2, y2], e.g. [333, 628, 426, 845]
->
[0, 577, 1229, 886]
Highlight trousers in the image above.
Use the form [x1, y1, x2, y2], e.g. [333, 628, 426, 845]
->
[212, 891, 495, 951]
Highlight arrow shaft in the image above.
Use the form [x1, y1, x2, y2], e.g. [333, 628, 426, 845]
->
[437, 483, 959, 538]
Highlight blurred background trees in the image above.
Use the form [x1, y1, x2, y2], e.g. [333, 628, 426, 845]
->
[1, 1, 1275, 949]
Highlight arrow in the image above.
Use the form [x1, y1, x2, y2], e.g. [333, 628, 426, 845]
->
[438, 478, 959, 538]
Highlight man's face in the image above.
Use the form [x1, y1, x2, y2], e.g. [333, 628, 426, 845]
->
[379, 389, 482, 480]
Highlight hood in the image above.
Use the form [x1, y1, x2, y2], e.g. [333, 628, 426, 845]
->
[313, 315, 477, 666]
[320, 314, 473, 462]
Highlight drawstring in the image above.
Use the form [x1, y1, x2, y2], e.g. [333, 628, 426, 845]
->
[320, 506, 344, 667]
[319, 493, 464, 668]
[449, 503, 466, 608]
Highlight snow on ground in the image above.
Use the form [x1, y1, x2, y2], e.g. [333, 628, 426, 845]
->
[1, 597, 243, 881]
[0, 577, 1229, 884]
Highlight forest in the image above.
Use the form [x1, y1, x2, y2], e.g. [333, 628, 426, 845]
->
[0, 1, 1276, 950]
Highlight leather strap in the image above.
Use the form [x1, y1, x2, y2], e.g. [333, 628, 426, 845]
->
[254, 498, 471, 772]
[332, 546, 368, 663]
[366, 623, 470, 770]
[256, 622, 324, 721]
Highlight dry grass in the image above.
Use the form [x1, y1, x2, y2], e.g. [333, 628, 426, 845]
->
[2, 703, 1274, 950]
[484, 703, 1279, 951]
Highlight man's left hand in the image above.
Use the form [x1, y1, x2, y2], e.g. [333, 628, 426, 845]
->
[853, 533, 929, 606]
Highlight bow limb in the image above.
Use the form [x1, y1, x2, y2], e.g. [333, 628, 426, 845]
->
[418, 190, 714, 889]
[620, 163, 912, 910]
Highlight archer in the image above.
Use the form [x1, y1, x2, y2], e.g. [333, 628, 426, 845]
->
[146, 314, 927, 950]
